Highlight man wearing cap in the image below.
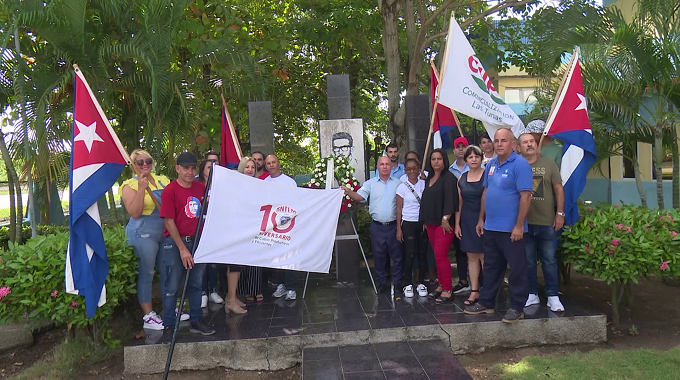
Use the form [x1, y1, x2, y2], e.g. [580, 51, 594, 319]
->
[518, 133, 565, 312]
[346, 156, 404, 294]
[464, 128, 532, 323]
[448, 136, 473, 294]
[265, 154, 300, 301]
[525, 119, 563, 168]
[160, 152, 215, 341]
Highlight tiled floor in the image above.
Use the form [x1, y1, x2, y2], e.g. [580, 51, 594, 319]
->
[129, 272, 600, 346]
[302, 340, 473, 380]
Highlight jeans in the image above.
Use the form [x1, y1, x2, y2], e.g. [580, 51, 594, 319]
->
[276, 270, 299, 290]
[161, 237, 206, 327]
[426, 225, 454, 291]
[525, 224, 559, 296]
[125, 210, 166, 304]
[401, 221, 427, 285]
[478, 230, 528, 312]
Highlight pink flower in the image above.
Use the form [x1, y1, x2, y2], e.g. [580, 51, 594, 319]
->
[607, 249, 614, 255]
[660, 261, 669, 271]
[587, 207, 594, 212]
[614, 204, 620, 207]
[661, 215, 675, 223]
[625, 226, 632, 233]
[0, 286, 11, 300]
[50, 290, 58, 298]
[69, 300, 78, 309]
[585, 244, 590, 254]
[611, 239, 620, 247]
[0, 257, 3, 262]
[672, 231, 678, 238]
[616, 224, 624, 229]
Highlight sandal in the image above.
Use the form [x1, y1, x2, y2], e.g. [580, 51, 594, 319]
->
[255, 294, 264, 302]
[436, 291, 453, 305]
[245, 295, 255, 302]
[225, 299, 247, 314]
[464, 290, 480, 306]
[428, 286, 443, 300]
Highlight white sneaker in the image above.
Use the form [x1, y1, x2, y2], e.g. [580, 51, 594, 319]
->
[175, 308, 190, 321]
[273, 284, 287, 298]
[547, 296, 565, 312]
[142, 311, 164, 330]
[201, 293, 208, 308]
[209, 292, 224, 304]
[403, 285, 414, 298]
[525, 293, 540, 307]
[285, 290, 297, 300]
[416, 284, 428, 297]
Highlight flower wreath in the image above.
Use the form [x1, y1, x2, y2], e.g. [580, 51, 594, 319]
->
[306, 155, 360, 213]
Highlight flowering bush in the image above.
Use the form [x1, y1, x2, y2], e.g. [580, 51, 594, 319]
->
[307, 155, 361, 212]
[560, 203, 680, 326]
[0, 225, 137, 345]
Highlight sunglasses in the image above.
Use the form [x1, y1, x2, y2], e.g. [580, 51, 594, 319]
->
[135, 158, 153, 166]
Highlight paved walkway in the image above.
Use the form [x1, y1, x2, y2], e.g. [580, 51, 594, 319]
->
[302, 340, 472, 380]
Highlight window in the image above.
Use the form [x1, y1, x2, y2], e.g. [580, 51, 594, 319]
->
[504, 88, 536, 104]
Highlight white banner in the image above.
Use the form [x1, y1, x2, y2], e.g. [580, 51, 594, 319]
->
[193, 166, 344, 273]
[438, 15, 524, 138]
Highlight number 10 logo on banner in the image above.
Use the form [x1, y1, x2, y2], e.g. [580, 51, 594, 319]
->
[259, 204, 297, 234]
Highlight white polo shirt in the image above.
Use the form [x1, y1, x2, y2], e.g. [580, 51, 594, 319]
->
[395, 178, 425, 222]
[265, 173, 298, 188]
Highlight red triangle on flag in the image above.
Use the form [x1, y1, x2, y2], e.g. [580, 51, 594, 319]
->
[545, 55, 592, 135]
[431, 65, 458, 129]
[72, 69, 129, 169]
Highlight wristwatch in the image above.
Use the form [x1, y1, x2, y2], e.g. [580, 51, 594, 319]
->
[557, 212, 565, 217]
[442, 216, 449, 222]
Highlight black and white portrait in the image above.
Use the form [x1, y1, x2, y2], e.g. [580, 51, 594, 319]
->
[319, 119, 365, 183]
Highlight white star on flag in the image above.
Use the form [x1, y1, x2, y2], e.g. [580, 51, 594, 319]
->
[575, 93, 587, 112]
[74, 120, 104, 153]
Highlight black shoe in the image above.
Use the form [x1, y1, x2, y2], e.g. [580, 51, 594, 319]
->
[377, 283, 389, 294]
[161, 326, 175, 345]
[452, 281, 471, 294]
[189, 321, 216, 335]
[502, 308, 524, 323]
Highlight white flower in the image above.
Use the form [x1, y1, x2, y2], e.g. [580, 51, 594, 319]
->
[345, 184, 352, 189]
[347, 203, 352, 207]
[310, 179, 316, 184]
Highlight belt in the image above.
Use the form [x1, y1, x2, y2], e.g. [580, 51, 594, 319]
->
[373, 220, 396, 226]
[181, 235, 194, 243]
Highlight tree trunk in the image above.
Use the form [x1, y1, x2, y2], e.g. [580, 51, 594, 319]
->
[672, 124, 679, 209]
[6, 163, 16, 243]
[107, 188, 118, 223]
[654, 122, 665, 209]
[0, 130, 23, 243]
[378, 0, 407, 150]
[631, 147, 648, 208]
[611, 281, 625, 329]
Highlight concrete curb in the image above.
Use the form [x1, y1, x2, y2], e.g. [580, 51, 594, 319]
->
[124, 314, 607, 374]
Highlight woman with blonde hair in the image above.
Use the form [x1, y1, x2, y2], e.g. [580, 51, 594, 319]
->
[121, 149, 185, 329]
[237, 156, 264, 302]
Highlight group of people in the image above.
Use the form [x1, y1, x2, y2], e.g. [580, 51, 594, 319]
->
[346, 119, 565, 323]
[120, 118, 565, 341]
[121, 147, 301, 342]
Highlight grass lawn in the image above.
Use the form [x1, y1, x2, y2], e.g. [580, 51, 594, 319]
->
[495, 347, 680, 380]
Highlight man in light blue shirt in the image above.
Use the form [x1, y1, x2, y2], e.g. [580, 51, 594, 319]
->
[375, 142, 405, 179]
[346, 156, 404, 294]
[449, 136, 470, 179]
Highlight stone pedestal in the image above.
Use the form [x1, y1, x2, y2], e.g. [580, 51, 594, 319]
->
[327, 75, 352, 120]
[406, 94, 431, 157]
[248, 101, 274, 155]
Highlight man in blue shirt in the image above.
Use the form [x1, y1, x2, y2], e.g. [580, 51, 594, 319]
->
[347, 156, 404, 294]
[375, 143, 405, 179]
[464, 128, 532, 323]
[448, 136, 470, 179]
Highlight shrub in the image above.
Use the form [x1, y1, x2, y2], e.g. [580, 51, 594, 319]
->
[560, 203, 680, 327]
[0, 225, 137, 345]
[0, 224, 69, 250]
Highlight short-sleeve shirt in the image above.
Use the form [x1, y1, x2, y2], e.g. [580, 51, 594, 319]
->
[160, 180, 206, 236]
[541, 140, 563, 168]
[528, 156, 562, 226]
[375, 162, 405, 179]
[482, 151, 533, 233]
[265, 173, 297, 188]
[396, 179, 425, 222]
[119, 174, 170, 216]
[258, 172, 270, 180]
[448, 162, 470, 179]
[357, 176, 401, 223]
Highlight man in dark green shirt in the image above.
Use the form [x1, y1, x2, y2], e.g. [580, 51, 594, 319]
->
[525, 119, 563, 168]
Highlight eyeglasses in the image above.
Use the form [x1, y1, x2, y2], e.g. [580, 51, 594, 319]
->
[333, 145, 352, 153]
[135, 158, 153, 166]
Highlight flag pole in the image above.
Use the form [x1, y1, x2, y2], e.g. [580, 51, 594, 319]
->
[162, 161, 215, 380]
[422, 62, 440, 171]
[539, 47, 579, 147]
[436, 13, 466, 140]
[220, 93, 243, 160]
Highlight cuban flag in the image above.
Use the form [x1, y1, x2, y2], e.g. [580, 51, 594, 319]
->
[220, 98, 242, 168]
[544, 54, 596, 226]
[65, 66, 130, 318]
[431, 62, 458, 149]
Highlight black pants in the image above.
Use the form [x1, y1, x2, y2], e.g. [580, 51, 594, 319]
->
[478, 230, 529, 312]
[370, 222, 404, 286]
[401, 221, 428, 286]
[276, 270, 298, 290]
[453, 237, 468, 283]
